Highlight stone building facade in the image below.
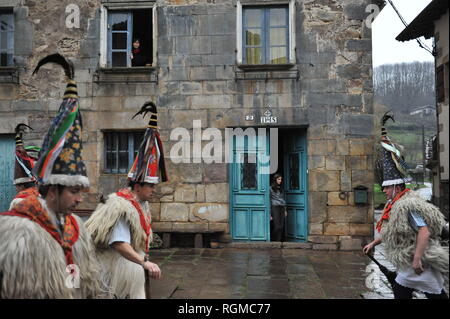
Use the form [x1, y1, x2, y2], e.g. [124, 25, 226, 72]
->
[0, 0, 382, 249]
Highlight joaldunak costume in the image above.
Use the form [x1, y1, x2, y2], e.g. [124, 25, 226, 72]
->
[9, 124, 40, 210]
[376, 112, 449, 296]
[85, 101, 168, 299]
[0, 54, 102, 298]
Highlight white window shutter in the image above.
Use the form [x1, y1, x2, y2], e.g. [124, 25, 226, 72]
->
[289, 0, 296, 64]
[236, 1, 243, 65]
[99, 5, 108, 68]
[152, 5, 158, 66]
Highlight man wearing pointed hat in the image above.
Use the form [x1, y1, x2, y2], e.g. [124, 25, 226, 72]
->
[363, 112, 448, 299]
[85, 101, 167, 299]
[9, 123, 40, 210]
[0, 54, 103, 298]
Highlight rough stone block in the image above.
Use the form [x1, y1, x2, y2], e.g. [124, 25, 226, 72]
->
[204, 163, 227, 183]
[349, 223, 373, 236]
[349, 139, 374, 156]
[308, 235, 338, 244]
[324, 223, 350, 236]
[340, 238, 363, 251]
[209, 223, 228, 232]
[174, 184, 196, 202]
[309, 223, 324, 235]
[149, 203, 161, 222]
[309, 170, 340, 192]
[190, 203, 228, 223]
[326, 156, 345, 170]
[345, 39, 372, 51]
[346, 156, 367, 170]
[152, 222, 173, 232]
[328, 206, 367, 223]
[205, 183, 228, 202]
[309, 155, 326, 170]
[351, 170, 374, 188]
[160, 195, 174, 202]
[341, 170, 352, 191]
[327, 192, 348, 206]
[308, 192, 328, 223]
[196, 184, 205, 202]
[308, 140, 336, 156]
[172, 222, 209, 232]
[161, 203, 189, 222]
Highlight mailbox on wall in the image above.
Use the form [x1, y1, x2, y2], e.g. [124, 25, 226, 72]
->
[354, 185, 369, 205]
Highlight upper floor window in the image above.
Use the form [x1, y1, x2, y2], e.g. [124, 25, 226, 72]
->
[100, 4, 157, 69]
[0, 10, 14, 67]
[107, 10, 153, 68]
[237, 1, 295, 67]
[104, 131, 144, 174]
[243, 6, 289, 65]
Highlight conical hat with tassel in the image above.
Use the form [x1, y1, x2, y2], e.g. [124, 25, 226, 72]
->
[127, 101, 168, 184]
[32, 53, 89, 188]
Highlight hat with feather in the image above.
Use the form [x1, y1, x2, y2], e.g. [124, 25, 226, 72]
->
[14, 124, 39, 185]
[379, 111, 412, 187]
[32, 53, 89, 188]
[127, 101, 168, 184]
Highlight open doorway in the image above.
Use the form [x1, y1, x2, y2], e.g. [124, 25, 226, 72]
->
[269, 128, 308, 242]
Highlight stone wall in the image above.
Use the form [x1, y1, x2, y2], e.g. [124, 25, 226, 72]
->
[0, 0, 377, 249]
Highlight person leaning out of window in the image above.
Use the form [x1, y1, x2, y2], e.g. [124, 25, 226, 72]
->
[131, 38, 147, 67]
[270, 173, 287, 242]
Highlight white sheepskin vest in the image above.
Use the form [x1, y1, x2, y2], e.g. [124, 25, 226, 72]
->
[85, 191, 152, 299]
[381, 191, 449, 278]
[0, 214, 103, 299]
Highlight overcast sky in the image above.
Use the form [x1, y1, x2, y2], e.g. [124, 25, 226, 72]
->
[372, 0, 434, 67]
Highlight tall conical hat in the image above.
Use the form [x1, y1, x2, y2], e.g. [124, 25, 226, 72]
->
[14, 124, 38, 185]
[379, 111, 412, 187]
[127, 101, 168, 184]
[32, 53, 89, 188]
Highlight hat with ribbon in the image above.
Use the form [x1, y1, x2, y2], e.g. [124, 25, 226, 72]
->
[14, 124, 39, 185]
[32, 53, 89, 188]
[379, 111, 412, 187]
[127, 101, 168, 184]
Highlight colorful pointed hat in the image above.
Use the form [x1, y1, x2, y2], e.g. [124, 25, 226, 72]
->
[379, 111, 412, 187]
[32, 53, 89, 188]
[14, 124, 38, 185]
[127, 101, 168, 184]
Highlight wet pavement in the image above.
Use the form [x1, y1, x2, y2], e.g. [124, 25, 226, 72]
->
[148, 248, 371, 299]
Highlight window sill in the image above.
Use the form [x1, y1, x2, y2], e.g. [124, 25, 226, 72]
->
[235, 64, 298, 81]
[237, 63, 295, 71]
[94, 66, 157, 83]
[0, 66, 19, 84]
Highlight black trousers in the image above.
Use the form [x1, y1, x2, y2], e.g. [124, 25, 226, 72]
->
[271, 206, 285, 242]
[393, 281, 449, 299]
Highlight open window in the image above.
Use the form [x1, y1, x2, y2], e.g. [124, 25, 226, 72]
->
[100, 5, 157, 68]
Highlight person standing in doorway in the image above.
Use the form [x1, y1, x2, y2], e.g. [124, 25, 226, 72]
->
[270, 173, 287, 242]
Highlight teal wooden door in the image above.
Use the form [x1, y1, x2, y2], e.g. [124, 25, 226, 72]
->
[230, 131, 270, 241]
[0, 135, 16, 212]
[284, 130, 308, 241]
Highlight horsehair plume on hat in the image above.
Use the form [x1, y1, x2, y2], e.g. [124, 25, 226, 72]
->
[33, 53, 78, 99]
[33, 53, 74, 80]
[128, 101, 168, 184]
[380, 111, 394, 140]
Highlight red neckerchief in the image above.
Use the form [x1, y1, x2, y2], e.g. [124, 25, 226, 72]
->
[116, 188, 151, 253]
[133, 48, 141, 55]
[376, 188, 410, 233]
[14, 186, 39, 199]
[0, 195, 79, 265]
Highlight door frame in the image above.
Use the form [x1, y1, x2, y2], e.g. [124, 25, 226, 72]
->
[228, 125, 309, 242]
